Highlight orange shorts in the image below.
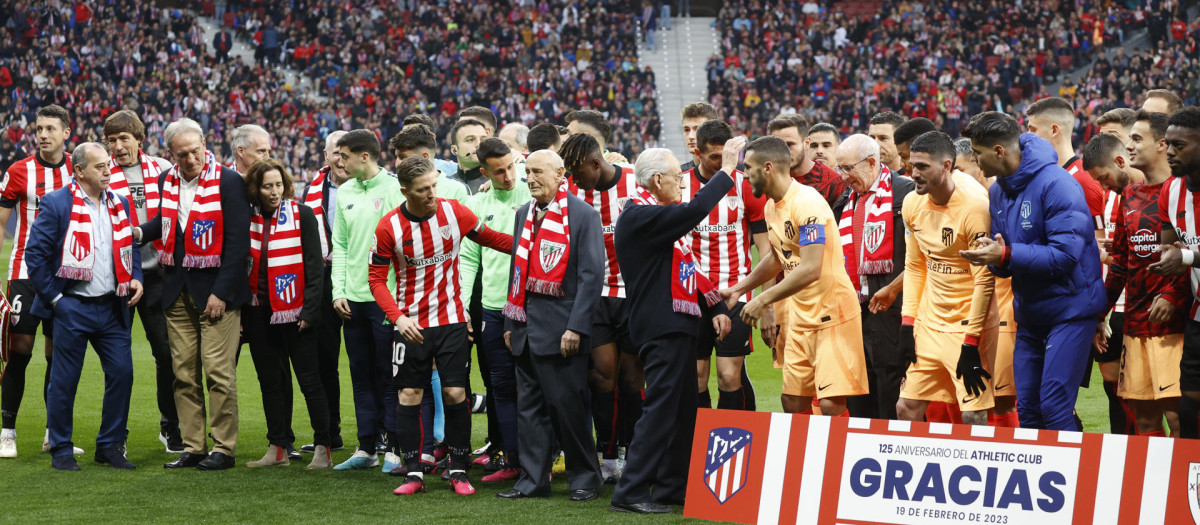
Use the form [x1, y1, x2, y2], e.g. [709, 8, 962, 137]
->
[1118, 333, 1182, 400]
[993, 329, 1016, 397]
[781, 316, 868, 399]
[900, 321, 996, 411]
[772, 300, 789, 368]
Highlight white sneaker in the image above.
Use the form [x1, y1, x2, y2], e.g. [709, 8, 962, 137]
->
[0, 434, 16, 458]
[42, 429, 84, 455]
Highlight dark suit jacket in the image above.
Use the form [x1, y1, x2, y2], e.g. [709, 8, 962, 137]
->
[504, 194, 604, 357]
[25, 187, 143, 328]
[299, 173, 333, 266]
[139, 166, 251, 311]
[247, 204, 324, 325]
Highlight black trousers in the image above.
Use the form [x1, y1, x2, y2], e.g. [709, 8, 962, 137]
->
[847, 303, 904, 420]
[316, 266, 342, 440]
[134, 270, 178, 433]
[513, 349, 601, 496]
[244, 305, 331, 447]
[612, 333, 697, 505]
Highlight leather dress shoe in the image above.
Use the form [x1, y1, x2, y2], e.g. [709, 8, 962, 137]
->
[495, 489, 528, 499]
[610, 501, 670, 514]
[285, 444, 302, 461]
[95, 447, 136, 469]
[164, 451, 207, 469]
[570, 488, 599, 502]
[51, 455, 81, 471]
[197, 451, 235, 471]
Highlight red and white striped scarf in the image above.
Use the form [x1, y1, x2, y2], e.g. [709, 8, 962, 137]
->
[157, 150, 224, 268]
[300, 166, 332, 262]
[503, 189, 571, 322]
[838, 166, 896, 299]
[631, 186, 720, 317]
[108, 150, 170, 251]
[57, 181, 135, 297]
[248, 200, 305, 324]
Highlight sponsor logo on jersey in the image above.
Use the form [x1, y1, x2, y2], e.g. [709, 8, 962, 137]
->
[1131, 228, 1160, 258]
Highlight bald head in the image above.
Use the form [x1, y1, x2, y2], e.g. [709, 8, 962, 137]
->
[527, 149, 566, 205]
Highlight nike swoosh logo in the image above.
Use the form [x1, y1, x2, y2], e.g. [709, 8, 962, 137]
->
[818, 384, 832, 391]
[962, 396, 977, 404]
[995, 384, 1010, 391]
[1160, 384, 1175, 391]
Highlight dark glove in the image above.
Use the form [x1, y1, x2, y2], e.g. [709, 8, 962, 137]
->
[900, 324, 916, 364]
[956, 344, 992, 397]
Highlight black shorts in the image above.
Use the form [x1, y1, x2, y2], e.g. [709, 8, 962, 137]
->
[392, 323, 472, 389]
[1093, 312, 1124, 363]
[1181, 320, 1200, 392]
[697, 302, 753, 358]
[592, 297, 634, 353]
[7, 279, 52, 337]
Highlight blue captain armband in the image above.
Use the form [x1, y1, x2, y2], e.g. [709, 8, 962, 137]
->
[795, 224, 825, 246]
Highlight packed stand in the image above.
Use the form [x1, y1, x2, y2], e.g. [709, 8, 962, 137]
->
[204, 0, 662, 160]
[707, 0, 1182, 138]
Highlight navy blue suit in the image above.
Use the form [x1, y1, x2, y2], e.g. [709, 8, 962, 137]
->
[26, 187, 142, 458]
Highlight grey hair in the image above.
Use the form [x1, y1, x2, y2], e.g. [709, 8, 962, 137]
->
[634, 148, 677, 187]
[231, 124, 270, 150]
[838, 134, 879, 161]
[325, 130, 348, 153]
[954, 138, 974, 158]
[499, 123, 530, 149]
[71, 142, 106, 169]
[163, 118, 204, 150]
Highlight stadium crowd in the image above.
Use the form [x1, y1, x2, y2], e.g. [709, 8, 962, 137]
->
[6, 0, 1200, 518]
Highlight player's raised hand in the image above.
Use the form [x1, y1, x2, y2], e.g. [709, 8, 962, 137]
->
[960, 233, 1005, 266]
[721, 136, 748, 175]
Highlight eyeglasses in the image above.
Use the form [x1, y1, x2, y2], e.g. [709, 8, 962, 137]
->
[834, 157, 871, 175]
[656, 172, 684, 183]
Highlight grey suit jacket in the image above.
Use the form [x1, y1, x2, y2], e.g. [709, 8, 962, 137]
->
[504, 193, 604, 357]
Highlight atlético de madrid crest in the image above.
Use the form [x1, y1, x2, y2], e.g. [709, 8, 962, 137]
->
[704, 427, 752, 504]
[539, 240, 565, 272]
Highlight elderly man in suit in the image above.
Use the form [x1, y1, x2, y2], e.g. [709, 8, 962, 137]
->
[135, 118, 251, 470]
[26, 142, 144, 470]
[499, 150, 605, 502]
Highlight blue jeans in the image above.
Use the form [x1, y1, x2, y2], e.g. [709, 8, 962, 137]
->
[343, 301, 395, 452]
[645, 29, 657, 51]
[660, 5, 671, 29]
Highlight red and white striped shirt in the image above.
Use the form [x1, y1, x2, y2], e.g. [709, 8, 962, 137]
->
[368, 199, 512, 328]
[0, 155, 71, 280]
[569, 165, 637, 298]
[1160, 177, 1200, 322]
[1102, 189, 1125, 312]
[679, 169, 767, 301]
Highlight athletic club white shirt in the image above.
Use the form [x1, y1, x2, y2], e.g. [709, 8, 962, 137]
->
[0, 154, 71, 280]
[679, 168, 767, 302]
[1160, 177, 1200, 322]
[569, 165, 638, 299]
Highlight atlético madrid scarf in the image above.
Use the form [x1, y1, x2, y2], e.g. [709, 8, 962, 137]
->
[58, 181, 135, 296]
[503, 188, 571, 322]
[157, 150, 223, 268]
[631, 186, 720, 317]
[248, 200, 305, 324]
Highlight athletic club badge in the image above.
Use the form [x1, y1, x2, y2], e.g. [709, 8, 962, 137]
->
[538, 240, 566, 273]
[863, 221, 885, 253]
[1188, 462, 1200, 523]
[439, 225, 453, 240]
[120, 246, 132, 272]
[192, 220, 216, 250]
[162, 217, 172, 235]
[373, 198, 384, 211]
[725, 195, 739, 210]
[275, 273, 298, 305]
[70, 230, 91, 262]
[704, 427, 752, 505]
